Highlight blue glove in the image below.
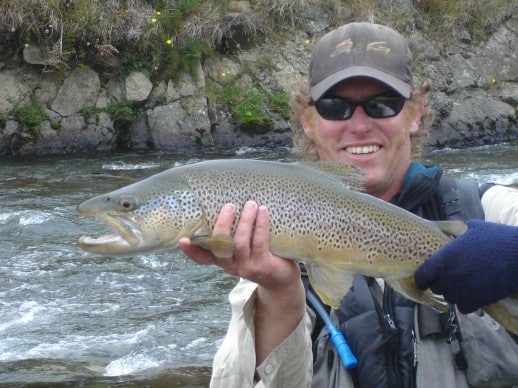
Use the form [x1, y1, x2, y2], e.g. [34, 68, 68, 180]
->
[415, 220, 518, 314]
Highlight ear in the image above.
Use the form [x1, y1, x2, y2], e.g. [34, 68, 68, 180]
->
[301, 108, 316, 140]
[409, 96, 424, 135]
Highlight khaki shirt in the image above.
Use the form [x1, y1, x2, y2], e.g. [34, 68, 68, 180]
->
[210, 185, 518, 388]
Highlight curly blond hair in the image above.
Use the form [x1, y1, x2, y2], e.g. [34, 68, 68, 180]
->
[289, 79, 434, 161]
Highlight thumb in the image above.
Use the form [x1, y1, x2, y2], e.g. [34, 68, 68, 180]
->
[414, 251, 443, 290]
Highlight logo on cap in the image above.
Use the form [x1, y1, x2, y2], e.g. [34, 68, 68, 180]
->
[330, 39, 391, 58]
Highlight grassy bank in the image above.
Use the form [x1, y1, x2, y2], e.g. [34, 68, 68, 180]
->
[0, 0, 512, 77]
[0, 0, 512, 134]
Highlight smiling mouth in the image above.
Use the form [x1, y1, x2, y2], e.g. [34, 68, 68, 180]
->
[345, 145, 381, 155]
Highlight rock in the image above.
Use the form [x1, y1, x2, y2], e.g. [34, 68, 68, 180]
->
[447, 19, 517, 91]
[106, 78, 125, 101]
[0, 70, 31, 115]
[125, 71, 153, 103]
[35, 122, 62, 154]
[83, 112, 116, 151]
[23, 44, 50, 65]
[428, 91, 516, 148]
[176, 62, 206, 97]
[34, 78, 59, 105]
[53, 113, 115, 152]
[166, 79, 181, 102]
[179, 95, 212, 146]
[497, 81, 518, 105]
[126, 114, 150, 149]
[409, 31, 441, 61]
[51, 66, 101, 116]
[147, 103, 197, 150]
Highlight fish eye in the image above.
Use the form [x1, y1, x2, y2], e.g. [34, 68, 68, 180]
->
[119, 196, 136, 211]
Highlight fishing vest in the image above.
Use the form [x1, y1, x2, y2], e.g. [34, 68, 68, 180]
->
[306, 167, 488, 388]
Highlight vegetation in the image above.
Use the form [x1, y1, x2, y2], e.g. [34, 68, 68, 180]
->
[0, 0, 512, 134]
[80, 106, 104, 123]
[1, 0, 511, 71]
[11, 101, 48, 136]
[269, 90, 291, 120]
[106, 101, 137, 129]
[206, 77, 291, 132]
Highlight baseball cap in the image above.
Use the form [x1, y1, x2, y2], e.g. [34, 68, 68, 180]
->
[309, 22, 413, 101]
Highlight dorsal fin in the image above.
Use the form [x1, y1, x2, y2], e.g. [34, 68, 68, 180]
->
[301, 161, 365, 192]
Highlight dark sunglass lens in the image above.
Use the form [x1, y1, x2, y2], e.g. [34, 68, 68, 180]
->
[315, 98, 352, 120]
[365, 96, 405, 118]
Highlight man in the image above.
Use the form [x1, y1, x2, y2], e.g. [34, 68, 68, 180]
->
[180, 22, 518, 387]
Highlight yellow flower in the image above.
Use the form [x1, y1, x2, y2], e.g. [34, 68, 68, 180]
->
[221, 72, 227, 77]
[156, 11, 161, 15]
[305, 39, 311, 44]
[151, 18, 157, 23]
[491, 78, 497, 84]
[166, 39, 172, 45]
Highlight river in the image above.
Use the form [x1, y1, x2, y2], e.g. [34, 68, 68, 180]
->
[1, 143, 517, 387]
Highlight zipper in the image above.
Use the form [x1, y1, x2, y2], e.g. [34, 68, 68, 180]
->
[411, 329, 417, 368]
[411, 329, 417, 388]
[382, 285, 401, 388]
[367, 278, 403, 388]
[445, 307, 468, 370]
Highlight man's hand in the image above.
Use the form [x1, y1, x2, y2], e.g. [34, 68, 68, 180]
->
[179, 201, 306, 365]
[415, 220, 518, 313]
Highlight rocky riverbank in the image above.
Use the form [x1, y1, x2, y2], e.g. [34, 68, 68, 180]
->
[0, 6, 516, 158]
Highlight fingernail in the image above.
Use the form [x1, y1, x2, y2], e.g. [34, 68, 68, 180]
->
[222, 203, 235, 213]
[243, 201, 257, 212]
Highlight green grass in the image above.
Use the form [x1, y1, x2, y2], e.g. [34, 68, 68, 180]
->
[106, 101, 137, 129]
[11, 101, 48, 136]
[1, 0, 511, 73]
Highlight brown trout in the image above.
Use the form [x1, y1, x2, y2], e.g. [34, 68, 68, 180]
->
[77, 159, 517, 334]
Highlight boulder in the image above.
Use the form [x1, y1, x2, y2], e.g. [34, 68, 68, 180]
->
[125, 71, 153, 103]
[51, 66, 101, 116]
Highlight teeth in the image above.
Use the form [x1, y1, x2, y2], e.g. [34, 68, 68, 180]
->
[346, 145, 380, 154]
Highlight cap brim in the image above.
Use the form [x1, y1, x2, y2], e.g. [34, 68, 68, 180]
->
[310, 66, 412, 100]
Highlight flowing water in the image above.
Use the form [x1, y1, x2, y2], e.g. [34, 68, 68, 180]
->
[1, 143, 516, 387]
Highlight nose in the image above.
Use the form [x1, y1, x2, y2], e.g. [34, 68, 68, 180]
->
[347, 106, 372, 135]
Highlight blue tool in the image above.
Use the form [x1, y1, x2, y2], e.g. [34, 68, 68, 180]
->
[306, 290, 358, 369]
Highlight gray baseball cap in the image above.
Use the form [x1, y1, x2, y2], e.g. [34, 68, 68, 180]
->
[309, 22, 413, 100]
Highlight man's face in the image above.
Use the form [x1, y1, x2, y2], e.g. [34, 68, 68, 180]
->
[304, 78, 421, 201]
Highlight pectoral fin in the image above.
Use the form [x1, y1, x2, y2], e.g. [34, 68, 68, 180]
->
[306, 263, 353, 308]
[386, 277, 448, 312]
[434, 220, 468, 237]
[190, 234, 235, 258]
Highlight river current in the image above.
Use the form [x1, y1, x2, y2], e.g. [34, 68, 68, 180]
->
[1, 143, 517, 387]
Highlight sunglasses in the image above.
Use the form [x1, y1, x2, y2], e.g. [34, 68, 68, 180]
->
[314, 92, 406, 120]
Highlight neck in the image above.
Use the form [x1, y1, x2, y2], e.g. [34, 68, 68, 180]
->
[366, 169, 408, 202]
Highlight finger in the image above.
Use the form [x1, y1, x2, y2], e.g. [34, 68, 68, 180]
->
[252, 205, 270, 255]
[234, 201, 259, 254]
[414, 253, 442, 290]
[212, 203, 236, 236]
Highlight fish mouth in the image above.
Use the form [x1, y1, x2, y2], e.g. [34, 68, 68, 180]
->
[77, 213, 142, 256]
